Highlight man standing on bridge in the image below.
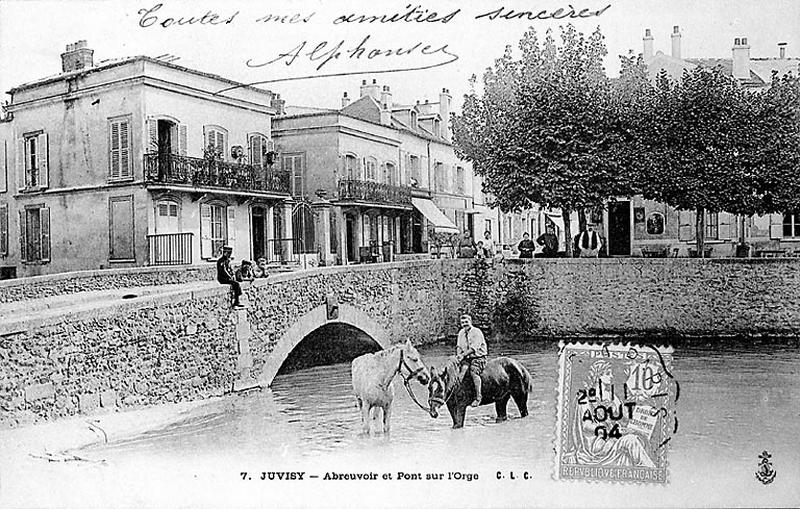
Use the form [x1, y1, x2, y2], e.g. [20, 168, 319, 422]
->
[455, 314, 487, 407]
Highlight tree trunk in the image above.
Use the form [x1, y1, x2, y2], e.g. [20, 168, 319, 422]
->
[578, 209, 587, 235]
[695, 206, 706, 258]
[563, 208, 573, 258]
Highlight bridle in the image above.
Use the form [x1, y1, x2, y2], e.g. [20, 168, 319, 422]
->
[428, 364, 458, 410]
[398, 348, 430, 412]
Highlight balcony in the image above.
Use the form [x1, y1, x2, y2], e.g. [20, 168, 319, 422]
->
[144, 153, 291, 196]
[337, 179, 412, 208]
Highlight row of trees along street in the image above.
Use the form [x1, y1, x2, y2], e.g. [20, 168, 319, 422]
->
[452, 24, 800, 256]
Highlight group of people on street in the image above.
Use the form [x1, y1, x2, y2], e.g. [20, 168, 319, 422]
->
[456, 224, 605, 260]
[216, 246, 270, 308]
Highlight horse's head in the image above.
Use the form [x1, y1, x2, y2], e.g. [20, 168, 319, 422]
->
[427, 361, 454, 419]
[400, 339, 430, 386]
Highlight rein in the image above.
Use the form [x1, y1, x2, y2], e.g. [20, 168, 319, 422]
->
[399, 349, 430, 413]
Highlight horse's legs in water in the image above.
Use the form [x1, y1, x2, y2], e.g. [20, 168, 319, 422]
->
[451, 404, 466, 429]
[382, 403, 392, 434]
[360, 400, 372, 435]
[512, 390, 529, 418]
[495, 395, 510, 423]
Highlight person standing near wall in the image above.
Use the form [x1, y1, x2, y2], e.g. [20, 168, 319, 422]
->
[458, 229, 477, 258]
[577, 224, 601, 258]
[517, 232, 536, 259]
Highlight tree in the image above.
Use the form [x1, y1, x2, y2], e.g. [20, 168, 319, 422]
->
[632, 65, 800, 256]
[452, 25, 633, 256]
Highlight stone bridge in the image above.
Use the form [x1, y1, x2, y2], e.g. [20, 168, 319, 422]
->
[3, 257, 800, 427]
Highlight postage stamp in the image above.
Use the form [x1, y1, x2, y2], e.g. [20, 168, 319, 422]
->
[555, 342, 677, 484]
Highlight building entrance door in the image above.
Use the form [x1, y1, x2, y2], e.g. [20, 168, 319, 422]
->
[251, 206, 266, 261]
[608, 201, 631, 256]
[346, 216, 356, 262]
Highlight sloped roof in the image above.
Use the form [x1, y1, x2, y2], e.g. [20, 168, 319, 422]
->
[8, 55, 275, 97]
[341, 95, 382, 124]
[686, 58, 765, 86]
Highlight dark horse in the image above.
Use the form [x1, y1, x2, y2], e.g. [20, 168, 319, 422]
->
[427, 356, 533, 428]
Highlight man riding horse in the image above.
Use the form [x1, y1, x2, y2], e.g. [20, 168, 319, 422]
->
[455, 314, 487, 407]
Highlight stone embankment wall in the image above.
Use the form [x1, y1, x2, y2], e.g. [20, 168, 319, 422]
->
[448, 258, 800, 339]
[3, 258, 800, 428]
[0, 265, 215, 303]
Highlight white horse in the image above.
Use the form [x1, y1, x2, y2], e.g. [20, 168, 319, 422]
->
[351, 339, 430, 435]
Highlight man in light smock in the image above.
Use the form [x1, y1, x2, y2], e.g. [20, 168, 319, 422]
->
[455, 314, 488, 407]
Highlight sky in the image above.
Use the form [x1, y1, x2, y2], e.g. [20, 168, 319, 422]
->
[1, 0, 798, 112]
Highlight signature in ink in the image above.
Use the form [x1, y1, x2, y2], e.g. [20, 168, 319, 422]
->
[216, 35, 458, 94]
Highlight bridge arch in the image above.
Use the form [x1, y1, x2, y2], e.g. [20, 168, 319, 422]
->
[258, 304, 391, 387]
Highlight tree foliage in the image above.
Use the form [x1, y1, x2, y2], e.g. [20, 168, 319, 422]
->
[452, 25, 634, 255]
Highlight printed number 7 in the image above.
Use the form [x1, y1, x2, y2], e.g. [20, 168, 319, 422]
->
[241, 472, 248, 480]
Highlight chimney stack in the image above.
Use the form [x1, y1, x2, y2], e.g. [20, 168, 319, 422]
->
[439, 88, 451, 141]
[643, 28, 654, 61]
[271, 93, 285, 115]
[671, 26, 681, 59]
[360, 78, 380, 100]
[61, 40, 94, 73]
[380, 85, 393, 111]
[732, 37, 751, 80]
[778, 42, 787, 59]
[341, 91, 350, 108]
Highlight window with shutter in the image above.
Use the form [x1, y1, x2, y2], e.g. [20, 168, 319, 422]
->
[283, 154, 305, 197]
[250, 133, 264, 167]
[203, 126, 228, 160]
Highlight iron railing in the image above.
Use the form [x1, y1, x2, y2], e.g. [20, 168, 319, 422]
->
[144, 153, 291, 195]
[265, 238, 308, 263]
[337, 179, 412, 206]
[148, 232, 193, 266]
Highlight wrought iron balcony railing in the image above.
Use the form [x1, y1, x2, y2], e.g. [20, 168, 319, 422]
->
[144, 153, 291, 195]
[337, 179, 412, 207]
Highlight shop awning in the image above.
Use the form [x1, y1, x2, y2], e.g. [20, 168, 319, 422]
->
[412, 198, 459, 234]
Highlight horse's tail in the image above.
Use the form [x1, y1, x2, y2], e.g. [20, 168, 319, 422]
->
[508, 358, 534, 394]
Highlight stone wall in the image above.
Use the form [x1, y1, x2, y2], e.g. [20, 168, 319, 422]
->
[448, 258, 800, 339]
[0, 265, 215, 303]
[4, 257, 800, 428]
[0, 287, 237, 428]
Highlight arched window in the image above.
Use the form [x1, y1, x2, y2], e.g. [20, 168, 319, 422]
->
[155, 198, 180, 234]
[384, 162, 396, 186]
[646, 212, 665, 235]
[292, 202, 316, 254]
[365, 157, 378, 181]
[344, 154, 358, 180]
[203, 125, 228, 160]
[248, 133, 272, 168]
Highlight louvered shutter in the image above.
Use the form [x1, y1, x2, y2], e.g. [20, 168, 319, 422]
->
[0, 205, 8, 256]
[40, 207, 50, 261]
[250, 134, 263, 167]
[678, 210, 695, 241]
[337, 154, 344, 180]
[204, 126, 213, 152]
[200, 204, 212, 258]
[110, 122, 121, 179]
[120, 121, 130, 178]
[37, 133, 48, 188]
[18, 209, 26, 261]
[358, 157, 364, 180]
[0, 142, 6, 194]
[217, 131, 226, 161]
[148, 119, 158, 153]
[17, 139, 25, 190]
[227, 206, 236, 246]
[178, 124, 187, 156]
[266, 138, 275, 153]
[769, 213, 783, 239]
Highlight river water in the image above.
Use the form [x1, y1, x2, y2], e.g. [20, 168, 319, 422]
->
[8, 339, 800, 508]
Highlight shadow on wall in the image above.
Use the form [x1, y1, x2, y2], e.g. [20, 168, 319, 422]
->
[276, 323, 382, 375]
